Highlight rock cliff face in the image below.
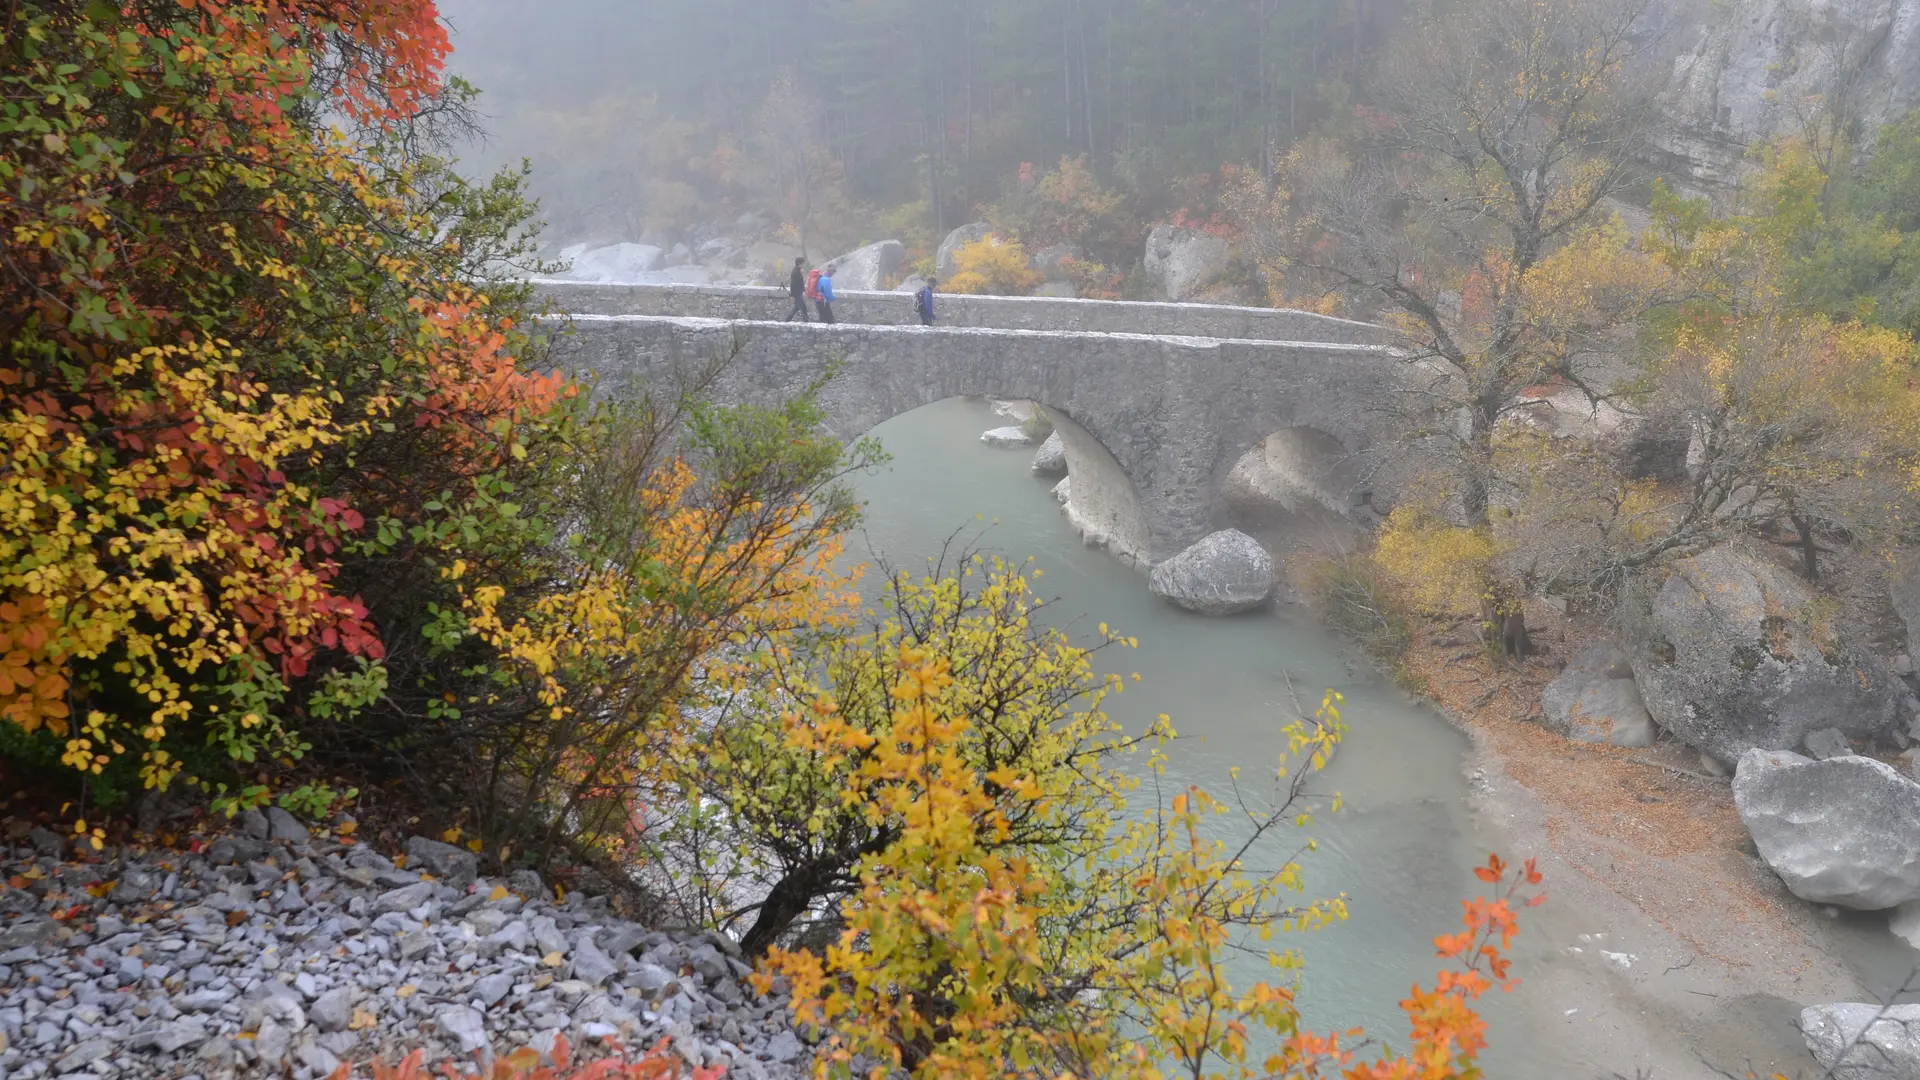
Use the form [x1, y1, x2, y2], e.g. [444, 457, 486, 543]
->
[1653, 0, 1920, 191]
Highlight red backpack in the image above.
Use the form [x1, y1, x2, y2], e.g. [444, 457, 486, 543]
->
[805, 269, 822, 300]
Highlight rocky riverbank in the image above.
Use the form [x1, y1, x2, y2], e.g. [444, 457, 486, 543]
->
[1383, 598, 1920, 1079]
[0, 815, 813, 1080]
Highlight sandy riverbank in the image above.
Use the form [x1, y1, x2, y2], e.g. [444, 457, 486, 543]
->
[1403, 607, 1918, 1080]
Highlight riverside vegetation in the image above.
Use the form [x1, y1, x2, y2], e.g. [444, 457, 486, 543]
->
[0, 2, 1560, 1079]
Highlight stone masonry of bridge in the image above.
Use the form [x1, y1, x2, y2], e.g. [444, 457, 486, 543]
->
[542, 285, 1409, 568]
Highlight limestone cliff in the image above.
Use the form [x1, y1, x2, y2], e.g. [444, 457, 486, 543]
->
[1652, 0, 1920, 192]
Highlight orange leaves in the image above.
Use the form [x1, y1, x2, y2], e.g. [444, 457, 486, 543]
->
[173, 0, 450, 128]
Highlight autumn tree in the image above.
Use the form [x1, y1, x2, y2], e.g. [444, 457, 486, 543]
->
[638, 555, 1543, 1079]
[1619, 148, 1920, 582]
[1250, 0, 1671, 640]
[986, 156, 1137, 268]
[449, 371, 881, 865]
[0, 1, 876, 871]
[0, 0, 566, 809]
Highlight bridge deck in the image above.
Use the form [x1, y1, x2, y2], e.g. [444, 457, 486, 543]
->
[534, 280, 1389, 347]
[553, 313, 1395, 358]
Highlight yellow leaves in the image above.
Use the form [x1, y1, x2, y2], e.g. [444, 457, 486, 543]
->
[738, 562, 1357, 1080]
[1373, 507, 1500, 618]
[348, 1008, 379, 1031]
[946, 236, 1043, 296]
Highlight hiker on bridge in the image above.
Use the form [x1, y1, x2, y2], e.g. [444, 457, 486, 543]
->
[815, 264, 836, 324]
[916, 277, 937, 326]
[786, 256, 809, 322]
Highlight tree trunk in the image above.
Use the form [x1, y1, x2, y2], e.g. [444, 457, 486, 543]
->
[1791, 514, 1819, 580]
[740, 864, 831, 958]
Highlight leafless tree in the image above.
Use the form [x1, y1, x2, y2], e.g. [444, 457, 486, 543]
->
[752, 71, 830, 258]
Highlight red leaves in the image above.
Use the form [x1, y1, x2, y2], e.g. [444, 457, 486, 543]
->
[171, 0, 451, 129]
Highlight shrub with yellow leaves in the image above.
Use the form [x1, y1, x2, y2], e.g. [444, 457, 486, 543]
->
[945, 237, 1044, 296]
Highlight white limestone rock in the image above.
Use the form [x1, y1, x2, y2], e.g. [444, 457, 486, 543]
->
[558, 243, 664, 283]
[935, 223, 992, 281]
[827, 240, 906, 291]
[1800, 1002, 1920, 1080]
[1143, 225, 1229, 301]
[1539, 643, 1654, 748]
[980, 426, 1034, 448]
[1148, 531, 1274, 616]
[1031, 433, 1067, 475]
[1655, 0, 1920, 192]
[1051, 476, 1072, 505]
[1734, 749, 1920, 909]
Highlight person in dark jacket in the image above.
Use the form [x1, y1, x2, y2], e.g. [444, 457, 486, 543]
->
[786, 256, 809, 322]
[915, 278, 937, 326]
[816, 264, 836, 324]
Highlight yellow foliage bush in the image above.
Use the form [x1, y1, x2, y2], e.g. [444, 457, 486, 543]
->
[1372, 507, 1499, 617]
[945, 236, 1042, 296]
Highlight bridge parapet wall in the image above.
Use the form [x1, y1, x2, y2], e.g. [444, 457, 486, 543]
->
[535, 280, 1389, 346]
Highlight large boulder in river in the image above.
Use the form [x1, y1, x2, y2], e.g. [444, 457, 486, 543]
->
[828, 240, 906, 291]
[1801, 1003, 1920, 1080]
[1628, 546, 1901, 766]
[1149, 531, 1274, 616]
[1144, 225, 1229, 301]
[1733, 749, 1920, 910]
[980, 426, 1033, 448]
[935, 223, 992, 281]
[1539, 643, 1655, 748]
[1031, 433, 1067, 475]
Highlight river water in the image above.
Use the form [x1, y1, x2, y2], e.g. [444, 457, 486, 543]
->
[846, 397, 1560, 1075]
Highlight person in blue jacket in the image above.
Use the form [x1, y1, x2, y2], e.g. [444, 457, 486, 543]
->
[916, 278, 937, 326]
[815, 264, 836, 324]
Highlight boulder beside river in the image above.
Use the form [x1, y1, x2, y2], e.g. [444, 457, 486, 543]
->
[1539, 642, 1655, 748]
[1143, 225, 1229, 301]
[1629, 546, 1901, 766]
[1801, 1002, 1920, 1080]
[1733, 749, 1920, 910]
[1148, 530, 1274, 616]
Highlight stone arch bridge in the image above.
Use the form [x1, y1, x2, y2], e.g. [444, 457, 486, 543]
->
[538, 281, 1410, 567]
